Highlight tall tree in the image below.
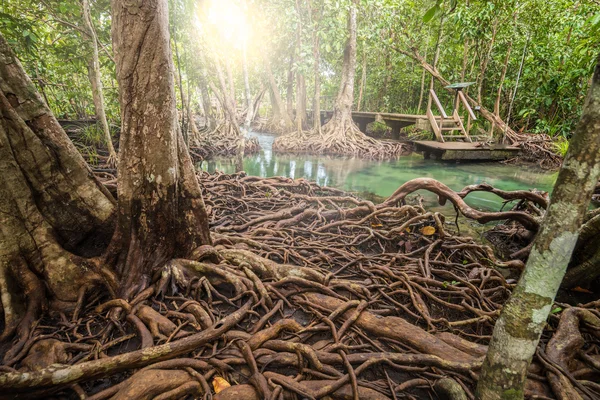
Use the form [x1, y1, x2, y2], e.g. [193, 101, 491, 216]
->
[109, 0, 211, 298]
[476, 54, 600, 400]
[0, 33, 115, 348]
[82, 0, 118, 165]
[273, 0, 401, 157]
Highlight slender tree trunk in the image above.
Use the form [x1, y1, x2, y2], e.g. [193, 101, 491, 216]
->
[380, 31, 395, 111]
[427, 16, 444, 112]
[82, 0, 118, 166]
[286, 51, 295, 119]
[307, 0, 322, 133]
[265, 62, 294, 132]
[242, 38, 253, 129]
[494, 39, 513, 117]
[0, 33, 116, 346]
[294, 0, 308, 131]
[417, 34, 430, 113]
[198, 55, 215, 131]
[357, 45, 366, 112]
[329, 0, 357, 125]
[461, 38, 470, 82]
[110, 0, 211, 299]
[213, 55, 245, 171]
[225, 58, 236, 108]
[476, 54, 600, 400]
[477, 18, 499, 105]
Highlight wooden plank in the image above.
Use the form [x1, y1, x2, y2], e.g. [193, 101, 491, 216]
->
[413, 140, 520, 161]
[427, 108, 444, 142]
[453, 109, 472, 143]
[458, 91, 477, 121]
[429, 89, 448, 119]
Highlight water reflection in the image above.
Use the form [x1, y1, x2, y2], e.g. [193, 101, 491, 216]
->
[198, 132, 559, 211]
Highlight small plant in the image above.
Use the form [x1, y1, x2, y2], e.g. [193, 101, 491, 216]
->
[80, 123, 104, 145]
[552, 137, 569, 157]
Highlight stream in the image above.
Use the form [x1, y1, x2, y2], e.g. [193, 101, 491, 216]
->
[198, 131, 558, 212]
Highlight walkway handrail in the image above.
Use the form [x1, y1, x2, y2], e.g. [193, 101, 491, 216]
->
[429, 89, 448, 119]
[458, 91, 477, 121]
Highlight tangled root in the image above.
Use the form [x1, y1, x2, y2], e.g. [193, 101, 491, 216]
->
[273, 117, 405, 159]
[190, 121, 260, 160]
[1, 173, 598, 399]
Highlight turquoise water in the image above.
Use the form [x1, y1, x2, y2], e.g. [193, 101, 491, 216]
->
[199, 132, 558, 211]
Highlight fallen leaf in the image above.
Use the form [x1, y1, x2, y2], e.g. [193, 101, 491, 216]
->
[421, 226, 436, 236]
[571, 286, 593, 294]
[371, 223, 383, 228]
[213, 377, 231, 393]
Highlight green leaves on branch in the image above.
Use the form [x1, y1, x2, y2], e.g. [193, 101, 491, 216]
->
[423, 0, 457, 22]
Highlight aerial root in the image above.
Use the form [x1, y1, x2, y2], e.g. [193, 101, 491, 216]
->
[273, 117, 406, 159]
[190, 120, 260, 160]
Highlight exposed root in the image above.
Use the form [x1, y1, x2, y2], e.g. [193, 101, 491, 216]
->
[273, 116, 405, 159]
[0, 172, 597, 400]
[190, 120, 260, 160]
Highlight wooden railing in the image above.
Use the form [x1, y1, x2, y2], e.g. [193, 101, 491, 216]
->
[427, 87, 478, 143]
[427, 89, 447, 142]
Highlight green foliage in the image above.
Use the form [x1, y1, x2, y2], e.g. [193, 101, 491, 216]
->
[1, 0, 596, 145]
[552, 137, 569, 157]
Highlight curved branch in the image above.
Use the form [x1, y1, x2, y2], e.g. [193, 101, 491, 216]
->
[384, 178, 540, 231]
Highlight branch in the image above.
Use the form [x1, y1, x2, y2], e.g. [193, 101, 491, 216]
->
[383, 178, 541, 231]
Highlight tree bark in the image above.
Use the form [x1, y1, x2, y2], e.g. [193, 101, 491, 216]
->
[357, 45, 366, 112]
[331, 0, 357, 123]
[294, 0, 308, 131]
[286, 51, 295, 119]
[427, 16, 444, 112]
[82, 0, 118, 166]
[0, 33, 115, 345]
[198, 55, 215, 131]
[265, 62, 294, 133]
[242, 38, 253, 129]
[476, 54, 600, 400]
[477, 18, 499, 105]
[307, 0, 322, 133]
[494, 18, 515, 118]
[110, 0, 211, 299]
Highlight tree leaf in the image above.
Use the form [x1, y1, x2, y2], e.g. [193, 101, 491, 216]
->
[212, 377, 231, 393]
[423, 5, 439, 23]
[421, 226, 436, 236]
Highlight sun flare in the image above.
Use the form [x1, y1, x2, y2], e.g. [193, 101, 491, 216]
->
[206, 0, 250, 47]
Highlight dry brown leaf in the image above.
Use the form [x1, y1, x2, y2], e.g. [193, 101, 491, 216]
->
[421, 226, 436, 236]
[213, 376, 231, 393]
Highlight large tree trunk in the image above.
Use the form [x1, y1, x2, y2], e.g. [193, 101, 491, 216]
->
[0, 34, 116, 348]
[110, 0, 211, 299]
[82, 0, 118, 166]
[476, 54, 600, 400]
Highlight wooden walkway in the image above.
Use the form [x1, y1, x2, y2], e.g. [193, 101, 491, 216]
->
[413, 141, 521, 161]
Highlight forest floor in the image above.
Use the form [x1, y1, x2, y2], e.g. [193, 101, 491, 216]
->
[1, 163, 599, 400]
